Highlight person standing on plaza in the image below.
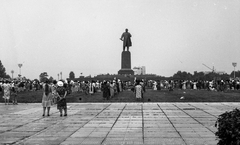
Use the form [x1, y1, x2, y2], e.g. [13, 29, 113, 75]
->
[152, 81, 157, 90]
[42, 79, 52, 117]
[89, 80, 95, 95]
[51, 80, 58, 104]
[56, 81, 67, 117]
[102, 81, 110, 100]
[2, 80, 11, 105]
[109, 81, 115, 98]
[135, 80, 143, 101]
[193, 81, 197, 90]
[113, 80, 117, 95]
[120, 28, 132, 51]
[11, 82, 18, 105]
[182, 81, 186, 90]
[83, 81, 89, 95]
[116, 80, 120, 93]
[118, 79, 123, 92]
[140, 79, 146, 92]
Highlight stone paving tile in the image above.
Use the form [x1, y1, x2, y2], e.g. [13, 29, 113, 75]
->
[60, 137, 86, 145]
[80, 137, 105, 145]
[18, 137, 67, 145]
[184, 137, 218, 145]
[102, 138, 144, 145]
[0, 137, 23, 144]
[0, 103, 239, 145]
[0, 131, 35, 140]
[144, 138, 185, 145]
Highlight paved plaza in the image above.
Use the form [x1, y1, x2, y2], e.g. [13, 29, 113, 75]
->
[0, 102, 239, 145]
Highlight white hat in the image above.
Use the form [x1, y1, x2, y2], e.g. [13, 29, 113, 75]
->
[180, 96, 185, 100]
[57, 81, 64, 87]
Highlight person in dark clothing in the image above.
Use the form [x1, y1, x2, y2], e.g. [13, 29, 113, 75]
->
[56, 81, 67, 117]
[102, 81, 110, 100]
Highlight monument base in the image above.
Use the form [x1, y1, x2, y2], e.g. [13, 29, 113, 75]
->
[118, 69, 134, 75]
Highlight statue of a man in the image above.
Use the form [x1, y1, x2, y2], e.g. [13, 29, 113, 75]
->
[120, 29, 132, 51]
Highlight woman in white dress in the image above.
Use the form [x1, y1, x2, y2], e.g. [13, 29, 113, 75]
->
[118, 80, 123, 92]
[2, 80, 11, 105]
[88, 81, 95, 95]
[109, 81, 115, 98]
[182, 81, 186, 90]
[153, 81, 157, 90]
[193, 81, 197, 90]
[42, 80, 52, 117]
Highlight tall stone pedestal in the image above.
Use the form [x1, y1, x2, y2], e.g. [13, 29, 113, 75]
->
[118, 51, 134, 75]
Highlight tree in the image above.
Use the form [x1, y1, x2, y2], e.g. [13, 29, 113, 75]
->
[172, 71, 193, 80]
[0, 60, 10, 78]
[230, 70, 240, 78]
[49, 76, 54, 83]
[39, 72, 48, 82]
[193, 71, 205, 80]
[69, 71, 75, 80]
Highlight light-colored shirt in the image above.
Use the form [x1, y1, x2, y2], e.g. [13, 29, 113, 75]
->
[135, 85, 143, 99]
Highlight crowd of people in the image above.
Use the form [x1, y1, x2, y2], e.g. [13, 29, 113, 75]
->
[0, 78, 146, 117]
[0, 80, 18, 105]
[75, 79, 146, 101]
[70, 79, 126, 100]
[1, 77, 240, 117]
[149, 79, 240, 92]
[0, 79, 44, 105]
[0, 79, 68, 117]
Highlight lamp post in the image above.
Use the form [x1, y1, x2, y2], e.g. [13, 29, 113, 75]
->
[11, 70, 14, 79]
[232, 62, 237, 79]
[18, 64, 23, 76]
[60, 72, 62, 80]
[57, 74, 59, 80]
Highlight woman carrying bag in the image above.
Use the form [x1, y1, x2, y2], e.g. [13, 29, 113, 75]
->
[56, 81, 67, 117]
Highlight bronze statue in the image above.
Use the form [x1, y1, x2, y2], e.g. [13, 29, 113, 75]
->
[120, 29, 132, 51]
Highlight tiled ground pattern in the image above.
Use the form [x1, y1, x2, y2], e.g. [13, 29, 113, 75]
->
[0, 103, 239, 145]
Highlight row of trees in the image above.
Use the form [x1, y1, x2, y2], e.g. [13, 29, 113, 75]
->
[171, 71, 240, 81]
[39, 71, 75, 82]
[68, 70, 239, 82]
[1, 60, 240, 82]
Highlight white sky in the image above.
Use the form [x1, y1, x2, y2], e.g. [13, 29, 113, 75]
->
[0, 0, 240, 80]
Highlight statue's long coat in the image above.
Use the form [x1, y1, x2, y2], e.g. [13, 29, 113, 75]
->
[121, 32, 132, 47]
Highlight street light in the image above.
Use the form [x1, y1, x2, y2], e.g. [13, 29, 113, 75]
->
[60, 72, 62, 80]
[11, 70, 14, 79]
[57, 74, 59, 80]
[18, 64, 23, 76]
[232, 62, 237, 78]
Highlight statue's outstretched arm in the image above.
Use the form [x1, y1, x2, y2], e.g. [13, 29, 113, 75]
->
[120, 34, 124, 41]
